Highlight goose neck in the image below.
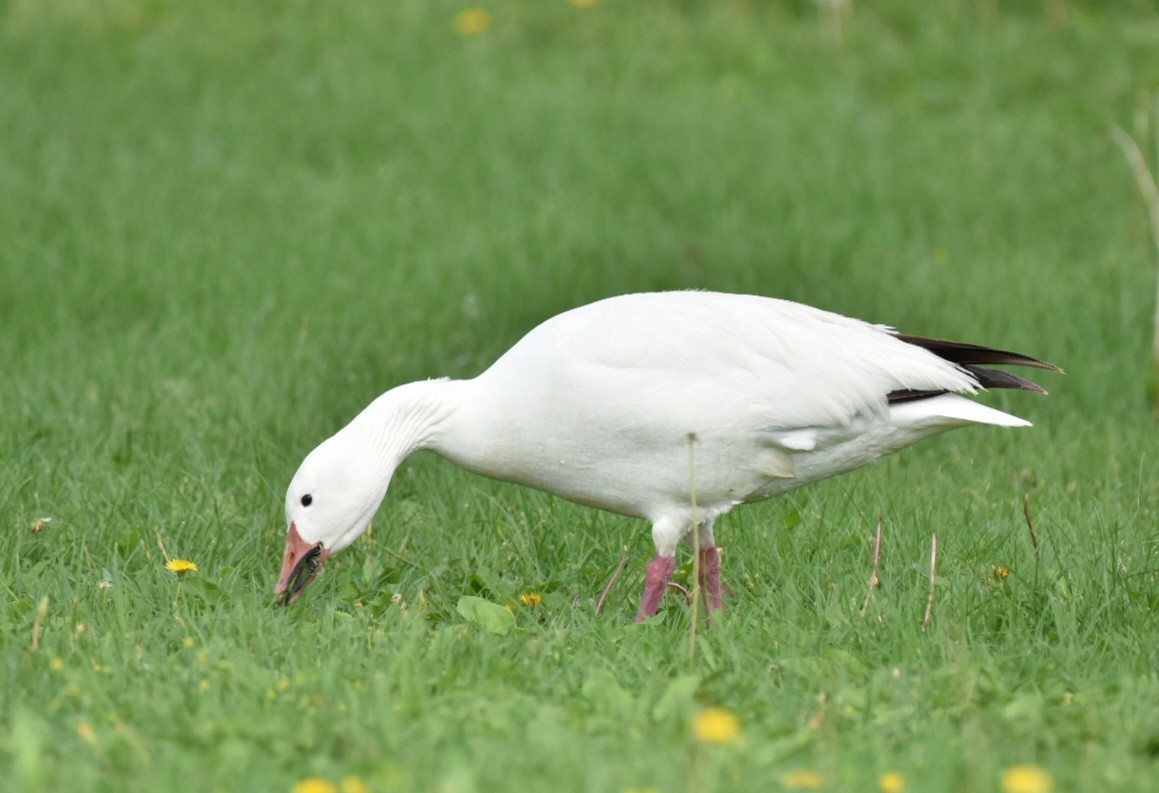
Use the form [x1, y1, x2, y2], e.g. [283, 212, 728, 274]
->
[348, 378, 465, 466]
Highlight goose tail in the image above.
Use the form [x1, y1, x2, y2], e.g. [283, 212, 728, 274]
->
[889, 393, 1032, 429]
[888, 334, 1062, 405]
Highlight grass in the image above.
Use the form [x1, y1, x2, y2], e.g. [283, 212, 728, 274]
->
[2, 1, 1159, 791]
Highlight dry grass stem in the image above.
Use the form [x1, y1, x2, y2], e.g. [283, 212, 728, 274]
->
[1023, 491, 1040, 552]
[816, 0, 853, 41]
[860, 520, 883, 616]
[921, 533, 938, 632]
[1110, 116, 1159, 412]
[29, 595, 49, 652]
[595, 546, 629, 616]
[667, 581, 692, 602]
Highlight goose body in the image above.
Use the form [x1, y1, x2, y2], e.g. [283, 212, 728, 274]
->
[275, 291, 1058, 619]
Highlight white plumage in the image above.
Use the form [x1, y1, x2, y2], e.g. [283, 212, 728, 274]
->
[274, 291, 1057, 619]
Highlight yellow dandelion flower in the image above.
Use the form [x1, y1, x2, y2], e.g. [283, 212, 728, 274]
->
[292, 779, 338, 793]
[569, 0, 598, 8]
[504, 602, 515, 613]
[183, 636, 195, 649]
[50, 658, 64, 671]
[76, 722, 94, 741]
[782, 770, 825, 790]
[199, 679, 211, 692]
[165, 559, 198, 574]
[519, 592, 542, 608]
[453, 8, 491, 36]
[1001, 766, 1052, 793]
[341, 777, 371, 793]
[691, 707, 741, 745]
[992, 564, 1010, 579]
[879, 772, 905, 793]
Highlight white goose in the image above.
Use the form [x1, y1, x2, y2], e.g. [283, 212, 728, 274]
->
[275, 291, 1058, 620]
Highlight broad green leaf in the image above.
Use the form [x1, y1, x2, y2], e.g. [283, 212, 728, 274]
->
[456, 595, 514, 635]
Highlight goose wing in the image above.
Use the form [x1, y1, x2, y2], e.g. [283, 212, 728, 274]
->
[510, 291, 994, 431]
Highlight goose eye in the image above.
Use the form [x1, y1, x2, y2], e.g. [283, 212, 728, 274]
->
[300, 494, 313, 507]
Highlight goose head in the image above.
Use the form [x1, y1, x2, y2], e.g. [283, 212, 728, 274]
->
[274, 431, 390, 605]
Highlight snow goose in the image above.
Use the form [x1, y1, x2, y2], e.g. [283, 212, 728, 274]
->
[275, 291, 1059, 620]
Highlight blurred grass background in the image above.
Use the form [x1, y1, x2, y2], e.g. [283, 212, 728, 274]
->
[2, 1, 1158, 791]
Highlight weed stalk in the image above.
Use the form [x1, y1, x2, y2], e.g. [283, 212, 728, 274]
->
[688, 433, 700, 662]
[1110, 99, 1159, 413]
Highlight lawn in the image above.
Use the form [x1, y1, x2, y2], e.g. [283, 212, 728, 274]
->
[2, 1, 1158, 791]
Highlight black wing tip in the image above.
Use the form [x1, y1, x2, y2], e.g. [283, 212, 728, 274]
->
[894, 333, 1062, 374]
[892, 333, 1062, 398]
[963, 364, 1051, 394]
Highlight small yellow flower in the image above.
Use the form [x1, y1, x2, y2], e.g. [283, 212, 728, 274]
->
[992, 564, 1010, 579]
[183, 636, 195, 649]
[504, 603, 515, 613]
[199, 679, 211, 692]
[341, 777, 371, 793]
[50, 658, 64, 671]
[292, 779, 337, 793]
[519, 592, 542, 608]
[165, 559, 198, 574]
[569, 0, 598, 8]
[782, 770, 825, 789]
[76, 722, 94, 741]
[1001, 766, 1052, 793]
[691, 707, 741, 745]
[453, 8, 491, 36]
[879, 772, 905, 793]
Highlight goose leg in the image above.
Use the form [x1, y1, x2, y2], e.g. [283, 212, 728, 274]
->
[635, 555, 675, 622]
[698, 545, 724, 613]
[689, 520, 724, 613]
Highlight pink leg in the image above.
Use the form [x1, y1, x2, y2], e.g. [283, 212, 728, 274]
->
[698, 545, 724, 613]
[635, 555, 676, 623]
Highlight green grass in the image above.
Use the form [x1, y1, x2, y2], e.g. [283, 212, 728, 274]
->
[3, 1, 1159, 791]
